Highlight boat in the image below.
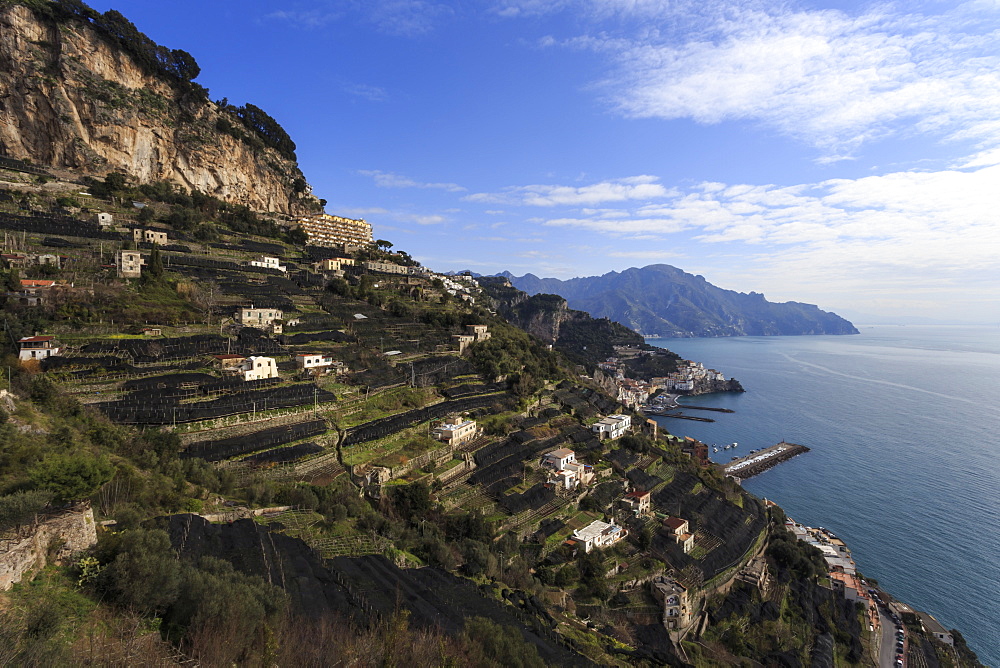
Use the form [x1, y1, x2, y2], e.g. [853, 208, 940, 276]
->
[724, 445, 731, 450]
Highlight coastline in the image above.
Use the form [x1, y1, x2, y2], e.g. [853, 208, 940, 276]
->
[643, 327, 999, 664]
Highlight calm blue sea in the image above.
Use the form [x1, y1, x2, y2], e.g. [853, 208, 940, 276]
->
[646, 326, 999, 666]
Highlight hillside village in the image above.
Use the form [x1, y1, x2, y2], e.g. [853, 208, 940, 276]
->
[0, 157, 979, 668]
[0, 1, 983, 664]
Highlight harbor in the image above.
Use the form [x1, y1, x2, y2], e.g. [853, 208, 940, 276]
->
[722, 441, 810, 480]
[640, 394, 734, 422]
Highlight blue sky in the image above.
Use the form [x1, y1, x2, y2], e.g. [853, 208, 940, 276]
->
[88, 0, 1000, 323]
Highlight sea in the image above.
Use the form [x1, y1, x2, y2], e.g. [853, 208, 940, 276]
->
[646, 326, 999, 666]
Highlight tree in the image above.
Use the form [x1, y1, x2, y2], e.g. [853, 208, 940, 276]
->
[29, 452, 114, 502]
[462, 617, 545, 668]
[95, 529, 181, 613]
[0, 490, 52, 531]
[104, 171, 128, 194]
[375, 239, 393, 251]
[146, 245, 164, 279]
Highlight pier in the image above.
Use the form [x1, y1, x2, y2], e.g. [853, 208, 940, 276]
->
[677, 405, 735, 413]
[654, 412, 715, 422]
[722, 441, 810, 480]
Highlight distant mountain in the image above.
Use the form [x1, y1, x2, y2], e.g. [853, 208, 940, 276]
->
[502, 265, 859, 338]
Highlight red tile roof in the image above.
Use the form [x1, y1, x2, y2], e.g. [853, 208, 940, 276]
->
[19, 336, 54, 343]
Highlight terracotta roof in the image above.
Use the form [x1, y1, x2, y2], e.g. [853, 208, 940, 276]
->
[625, 490, 650, 499]
[663, 517, 688, 531]
[20, 279, 56, 288]
[19, 336, 54, 343]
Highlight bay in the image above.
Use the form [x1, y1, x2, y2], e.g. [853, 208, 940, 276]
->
[646, 326, 1000, 666]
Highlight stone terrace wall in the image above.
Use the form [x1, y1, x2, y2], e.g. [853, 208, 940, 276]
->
[1, 503, 97, 591]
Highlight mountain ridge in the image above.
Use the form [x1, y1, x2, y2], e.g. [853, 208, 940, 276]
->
[503, 264, 859, 337]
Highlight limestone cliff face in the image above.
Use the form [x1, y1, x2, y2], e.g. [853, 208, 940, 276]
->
[0, 4, 317, 214]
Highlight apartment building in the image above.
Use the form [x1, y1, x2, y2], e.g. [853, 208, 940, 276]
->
[293, 213, 373, 247]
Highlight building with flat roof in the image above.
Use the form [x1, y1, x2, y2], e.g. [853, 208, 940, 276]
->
[18, 336, 59, 362]
[294, 213, 373, 247]
[651, 576, 692, 631]
[432, 416, 478, 446]
[571, 520, 626, 553]
[118, 250, 144, 278]
[592, 414, 631, 440]
[249, 256, 286, 272]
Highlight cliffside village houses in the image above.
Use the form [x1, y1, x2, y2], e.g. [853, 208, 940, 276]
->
[597, 357, 731, 408]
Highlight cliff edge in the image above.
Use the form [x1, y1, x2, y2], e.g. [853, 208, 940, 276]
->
[0, 1, 319, 214]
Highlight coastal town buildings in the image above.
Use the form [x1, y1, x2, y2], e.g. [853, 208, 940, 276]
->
[293, 213, 373, 247]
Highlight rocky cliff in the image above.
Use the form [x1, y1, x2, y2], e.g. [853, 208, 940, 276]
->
[0, 2, 318, 214]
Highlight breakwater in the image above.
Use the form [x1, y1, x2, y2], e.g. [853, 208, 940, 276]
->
[723, 442, 810, 480]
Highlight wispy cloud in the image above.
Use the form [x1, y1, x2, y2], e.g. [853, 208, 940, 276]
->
[264, 1, 451, 36]
[343, 83, 388, 102]
[359, 169, 466, 192]
[503, 1, 1000, 158]
[264, 9, 342, 28]
[466, 175, 672, 206]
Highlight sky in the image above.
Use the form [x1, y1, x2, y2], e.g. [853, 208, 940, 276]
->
[86, 0, 1000, 323]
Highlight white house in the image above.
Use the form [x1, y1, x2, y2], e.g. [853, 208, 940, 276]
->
[295, 352, 336, 369]
[542, 448, 576, 471]
[432, 416, 478, 446]
[96, 212, 113, 227]
[592, 414, 631, 440]
[240, 356, 279, 381]
[236, 306, 283, 327]
[249, 256, 286, 272]
[18, 336, 60, 362]
[571, 520, 626, 553]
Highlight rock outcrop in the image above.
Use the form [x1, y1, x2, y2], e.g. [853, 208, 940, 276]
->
[0, 3, 318, 214]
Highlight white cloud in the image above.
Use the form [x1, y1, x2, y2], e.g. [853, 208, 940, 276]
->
[503, 1, 1000, 157]
[466, 175, 673, 206]
[359, 170, 465, 192]
[539, 164, 1000, 281]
